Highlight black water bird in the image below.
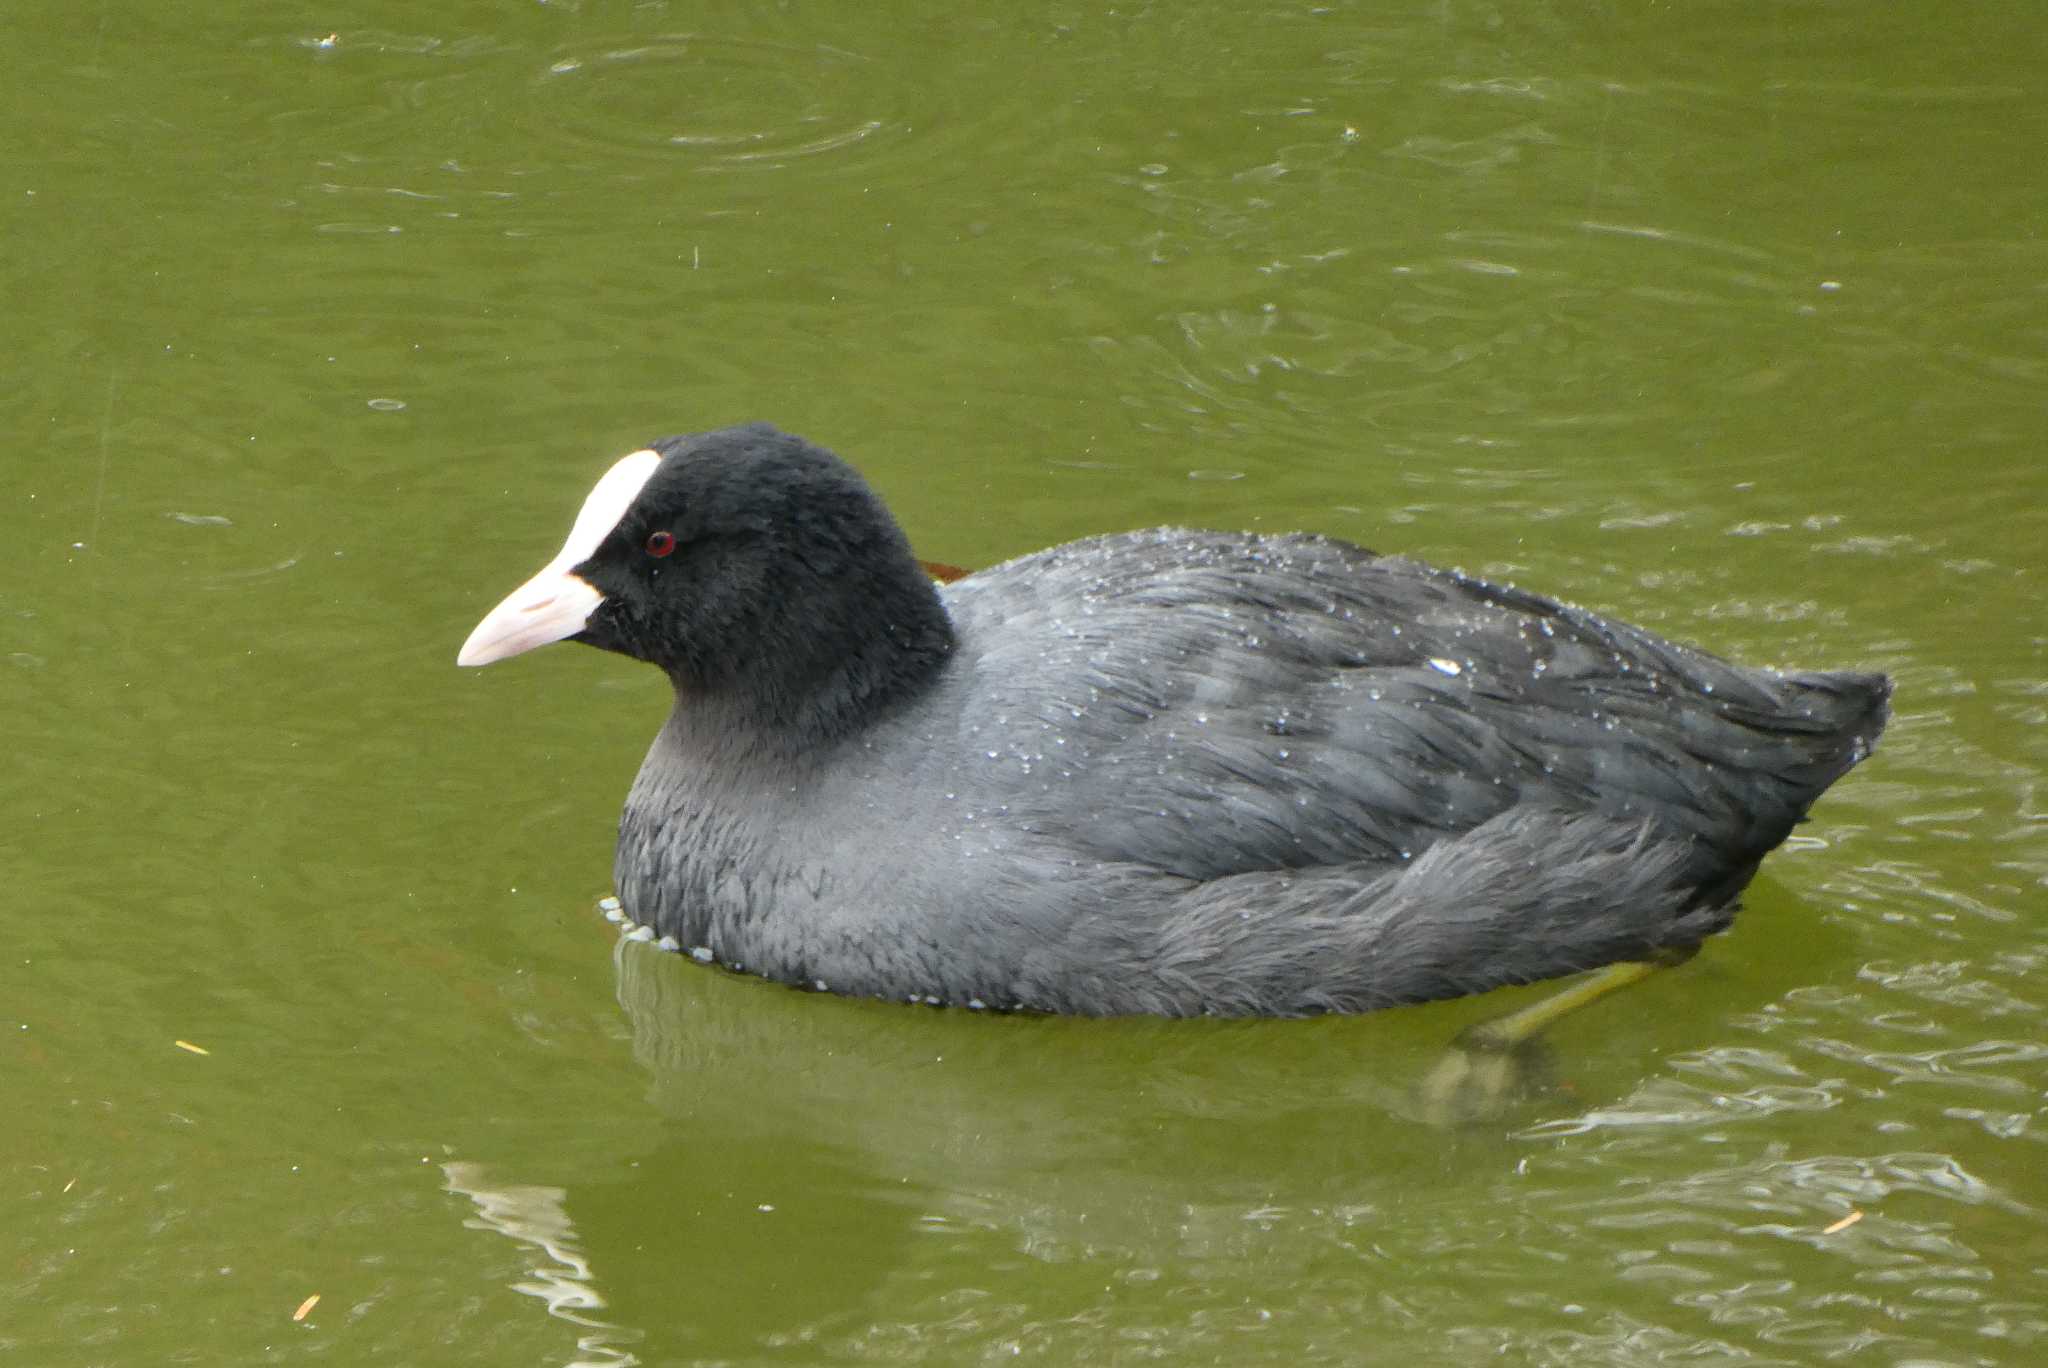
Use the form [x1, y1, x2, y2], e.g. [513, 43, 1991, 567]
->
[459, 424, 1887, 1033]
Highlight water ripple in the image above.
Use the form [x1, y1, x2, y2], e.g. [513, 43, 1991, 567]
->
[527, 34, 898, 172]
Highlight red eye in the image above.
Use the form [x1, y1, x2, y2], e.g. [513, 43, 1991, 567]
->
[645, 531, 676, 558]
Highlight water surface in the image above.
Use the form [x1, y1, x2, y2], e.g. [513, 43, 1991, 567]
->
[7, 3, 2045, 1364]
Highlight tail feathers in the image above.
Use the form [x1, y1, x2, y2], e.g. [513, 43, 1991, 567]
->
[1775, 669, 1891, 787]
[1719, 669, 1891, 824]
[1152, 808, 1725, 1017]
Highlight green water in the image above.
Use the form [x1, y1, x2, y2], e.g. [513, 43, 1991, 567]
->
[7, 3, 2045, 1364]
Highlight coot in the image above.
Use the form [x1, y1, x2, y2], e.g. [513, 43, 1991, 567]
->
[459, 424, 1888, 1019]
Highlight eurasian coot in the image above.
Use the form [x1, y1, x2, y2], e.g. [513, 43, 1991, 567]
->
[459, 424, 1888, 1019]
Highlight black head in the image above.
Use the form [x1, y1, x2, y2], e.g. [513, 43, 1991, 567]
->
[460, 424, 956, 742]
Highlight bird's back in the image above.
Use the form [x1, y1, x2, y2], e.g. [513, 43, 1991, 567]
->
[943, 528, 1888, 896]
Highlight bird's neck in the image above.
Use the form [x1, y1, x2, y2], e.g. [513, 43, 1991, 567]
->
[677, 561, 957, 753]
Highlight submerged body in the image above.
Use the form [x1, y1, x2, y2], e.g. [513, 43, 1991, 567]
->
[462, 425, 1889, 1017]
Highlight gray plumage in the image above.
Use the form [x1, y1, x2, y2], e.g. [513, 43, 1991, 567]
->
[560, 430, 1890, 1018]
